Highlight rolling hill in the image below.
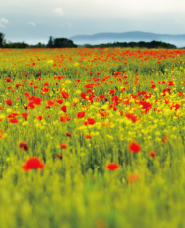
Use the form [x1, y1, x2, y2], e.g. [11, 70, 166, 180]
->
[70, 31, 185, 47]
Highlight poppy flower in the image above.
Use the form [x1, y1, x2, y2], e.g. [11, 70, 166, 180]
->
[99, 94, 105, 99]
[43, 82, 49, 86]
[36, 116, 43, 121]
[162, 135, 167, 144]
[60, 115, 71, 123]
[84, 118, 96, 125]
[24, 92, 29, 98]
[80, 93, 87, 100]
[111, 95, 119, 102]
[125, 113, 138, 123]
[33, 97, 42, 105]
[19, 141, 28, 152]
[6, 77, 12, 82]
[56, 99, 63, 104]
[129, 141, 141, 153]
[61, 105, 67, 112]
[61, 91, 69, 99]
[149, 150, 156, 158]
[109, 89, 115, 95]
[22, 157, 45, 171]
[60, 143, 67, 149]
[128, 173, 140, 184]
[168, 81, 175, 86]
[105, 163, 119, 170]
[85, 134, 92, 139]
[5, 99, 12, 106]
[9, 118, 19, 123]
[21, 113, 29, 120]
[77, 111, 86, 119]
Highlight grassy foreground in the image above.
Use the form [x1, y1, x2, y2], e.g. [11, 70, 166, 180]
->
[0, 48, 185, 227]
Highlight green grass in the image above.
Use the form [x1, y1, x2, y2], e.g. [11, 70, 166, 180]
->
[0, 47, 185, 227]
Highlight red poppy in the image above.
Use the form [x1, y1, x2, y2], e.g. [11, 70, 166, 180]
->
[105, 163, 119, 170]
[5, 99, 12, 106]
[36, 116, 43, 121]
[61, 91, 69, 99]
[149, 150, 156, 158]
[43, 82, 49, 86]
[16, 83, 21, 88]
[162, 135, 167, 144]
[24, 92, 29, 98]
[168, 81, 174, 86]
[60, 143, 67, 149]
[109, 89, 115, 95]
[150, 84, 156, 89]
[56, 99, 63, 104]
[85, 134, 92, 139]
[60, 115, 71, 123]
[47, 100, 58, 107]
[128, 173, 140, 184]
[61, 105, 67, 112]
[22, 157, 45, 171]
[99, 94, 105, 99]
[33, 97, 42, 105]
[28, 102, 35, 109]
[84, 118, 96, 125]
[9, 118, 19, 123]
[77, 111, 86, 119]
[129, 141, 141, 153]
[6, 77, 12, 82]
[80, 93, 87, 100]
[125, 113, 138, 123]
[21, 113, 29, 119]
[19, 141, 28, 152]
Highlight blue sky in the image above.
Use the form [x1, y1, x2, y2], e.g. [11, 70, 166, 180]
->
[1, 0, 185, 44]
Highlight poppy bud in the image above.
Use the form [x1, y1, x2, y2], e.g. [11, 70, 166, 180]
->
[19, 141, 28, 152]
[66, 132, 72, 137]
[56, 154, 63, 160]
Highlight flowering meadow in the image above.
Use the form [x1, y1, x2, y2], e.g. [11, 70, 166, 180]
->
[1, 47, 185, 227]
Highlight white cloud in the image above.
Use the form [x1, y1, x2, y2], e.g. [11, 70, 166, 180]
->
[53, 7, 63, 16]
[0, 18, 8, 28]
[28, 22, 36, 26]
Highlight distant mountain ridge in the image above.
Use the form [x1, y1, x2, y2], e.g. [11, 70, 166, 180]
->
[70, 31, 185, 47]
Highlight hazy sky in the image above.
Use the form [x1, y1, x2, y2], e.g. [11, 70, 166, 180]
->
[1, 0, 185, 44]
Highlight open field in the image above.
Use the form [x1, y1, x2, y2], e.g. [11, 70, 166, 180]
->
[1, 47, 185, 228]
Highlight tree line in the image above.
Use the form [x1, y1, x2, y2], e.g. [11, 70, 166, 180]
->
[0, 32, 177, 49]
[81, 40, 177, 49]
[0, 33, 77, 48]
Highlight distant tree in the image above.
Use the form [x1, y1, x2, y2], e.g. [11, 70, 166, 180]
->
[53, 38, 77, 48]
[4, 42, 29, 48]
[0, 33, 5, 48]
[47, 36, 54, 48]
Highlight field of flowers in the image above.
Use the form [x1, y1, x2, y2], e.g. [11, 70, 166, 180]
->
[0, 47, 185, 228]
